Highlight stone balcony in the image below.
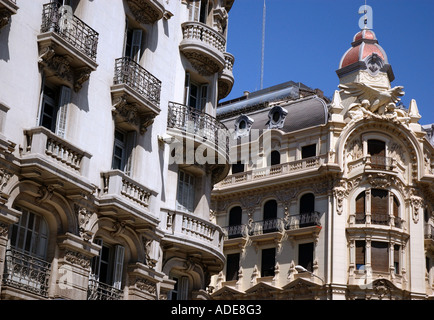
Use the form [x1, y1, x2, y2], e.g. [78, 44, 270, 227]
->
[161, 210, 225, 274]
[21, 126, 93, 192]
[218, 52, 235, 100]
[111, 57, 162, 134]
[179, 21, 226, 76]
[347, 155, 405, 177]
[0, 0, 18, 29]
[215, 155, 328, 191]
[99, 170, 159, 228]
[37, 2, 99, 92]
[126, 0, 165, 24]
[167, 101, 230, 183]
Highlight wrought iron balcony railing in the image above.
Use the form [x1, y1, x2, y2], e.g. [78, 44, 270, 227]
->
[40, 2, 98, 61]
[223, 224, 248, 239]
[367, 155, 394, 170]
[285, 212, 321, 230]
[87, 278, 123, 300]
[167, 101, 229, 159]
[249, 218, 284, 236]
[113, 57, 161, 107]
[353, 212, 403, 228]
[2, 249, 51, 298]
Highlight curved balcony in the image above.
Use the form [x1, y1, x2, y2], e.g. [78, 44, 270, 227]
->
[37, 2, 99, 91]
[0, 0, 18, 29]
[167, 101, 230, 182]
[218, 52, 235, 100]
[161, 210, 225, 273]
[179, 21, 226, 76]
[126, 0, 165, 24]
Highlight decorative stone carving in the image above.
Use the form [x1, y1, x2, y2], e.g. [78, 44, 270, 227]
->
[64, 250, 91, 268]
[75, 205, 94, 241]
[339, 82, 405, 115]
[127, 0, 163, 25]
[347, 138, 363, 161]
[36, 185, 55, 204]
[0, 222, 9, 237]
[183, 51, 221, 76]
[135, 278, 157, 295]
[112, 95, 156, 135]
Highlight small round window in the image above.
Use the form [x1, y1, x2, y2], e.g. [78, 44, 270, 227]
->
[272, 111, 281, 123]
[239, 120, 247, 130]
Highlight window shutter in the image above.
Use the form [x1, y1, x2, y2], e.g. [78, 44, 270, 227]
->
[184, 72, 191, 106]
[371, 189, 388, 224]
[189, 0, 201, 21]
[90, 238, 104, 281]
[131, 29, 142, 63]
[55, 85, 71, 138]
[393, 196, 399, 217]
[113, 245, 125, 290]
[124, 131, 136, 176]
[394, 245, 400, 274]
[199, 84, 208, 111]
[355, 241, 365, 270]
[371, 241, 389, 272]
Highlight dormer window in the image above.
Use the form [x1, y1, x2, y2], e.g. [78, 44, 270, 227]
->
[267, 106, 287, 129]
[234, 115, 253, 139]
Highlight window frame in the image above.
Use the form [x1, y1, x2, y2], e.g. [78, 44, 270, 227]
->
[176, 169, 196, 213]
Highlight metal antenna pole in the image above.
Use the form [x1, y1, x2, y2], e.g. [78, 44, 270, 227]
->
[260, 0, 266, 90]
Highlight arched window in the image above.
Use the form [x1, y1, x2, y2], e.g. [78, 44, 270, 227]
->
[270, 150, 280, 166]
[6, 207, 51, 297]
[89, 238, 125, 300]
[367, 139, 387, 169]
[299, 193, 315, 227]
[10, 207, 49, 259]
[228, 206, 242, 238]
[263, 200, 278, 233]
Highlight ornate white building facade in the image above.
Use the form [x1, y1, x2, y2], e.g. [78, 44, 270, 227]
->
[209, 27, 434, 300]
[0, 0, 235, 300]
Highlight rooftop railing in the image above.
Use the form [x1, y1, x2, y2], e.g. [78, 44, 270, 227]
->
[40, 2, 98, 60]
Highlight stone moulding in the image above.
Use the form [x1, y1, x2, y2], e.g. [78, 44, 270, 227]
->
[126, 0, 165, 25]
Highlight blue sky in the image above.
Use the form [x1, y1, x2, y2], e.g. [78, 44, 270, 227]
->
[223, 0, 434, 125]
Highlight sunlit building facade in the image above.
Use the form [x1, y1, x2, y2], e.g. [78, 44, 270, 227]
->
[209, 27, 434, 300]
[0, 0, 235, 300]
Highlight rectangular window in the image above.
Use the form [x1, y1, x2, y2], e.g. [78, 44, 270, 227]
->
[298, 242, 314, 272]
[371, 189, 389, 225]
[112, 129, 136, 175]
[394, 245, 400, 274]
[176, 170, 195, 213]
[261, 248, 275, 277]
[371, 241, 389, 273]
[90, 239, 125, 290]
[169, 276, 189, 300]
[301, 144, 316, 159]
[226, 253, 240, 281]
[231, 161, 244, 174]
[185, 72, 208, 111]
[39, 85, 71, 137]
[355, 240, 366, 271]
[124, 19, 144, 63]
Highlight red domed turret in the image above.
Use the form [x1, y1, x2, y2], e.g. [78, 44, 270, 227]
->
[336, 28, 395, 83]
[339, 29, 388, 69]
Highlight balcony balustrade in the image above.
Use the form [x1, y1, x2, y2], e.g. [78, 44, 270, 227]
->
[352, 212, 404, 229]
[217, 155, 327, 188]
[87, 278, 123, 300]
[22, 126, 92, 182]
[37, 2, 99, 91]
[111, 57, 161, 134]
[99, 170, 159, 226]
[0, 0, 18, 29]
[2, 249, 51, 298]
[163, 210, 224, 261]
[126, 0, 165, 24]
[218, 52, 235, 100]
[167, 101, 230, 163]
[348, 155, 398, 175]
[179, 21, 226, 76]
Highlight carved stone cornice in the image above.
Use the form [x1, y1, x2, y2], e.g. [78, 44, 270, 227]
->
[126, 0, 165, 25]
[112, 94, 156, 134]
[64, 249, 91, 268]
[135, 278, 157, 295]
[183, 51, 222, 76]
